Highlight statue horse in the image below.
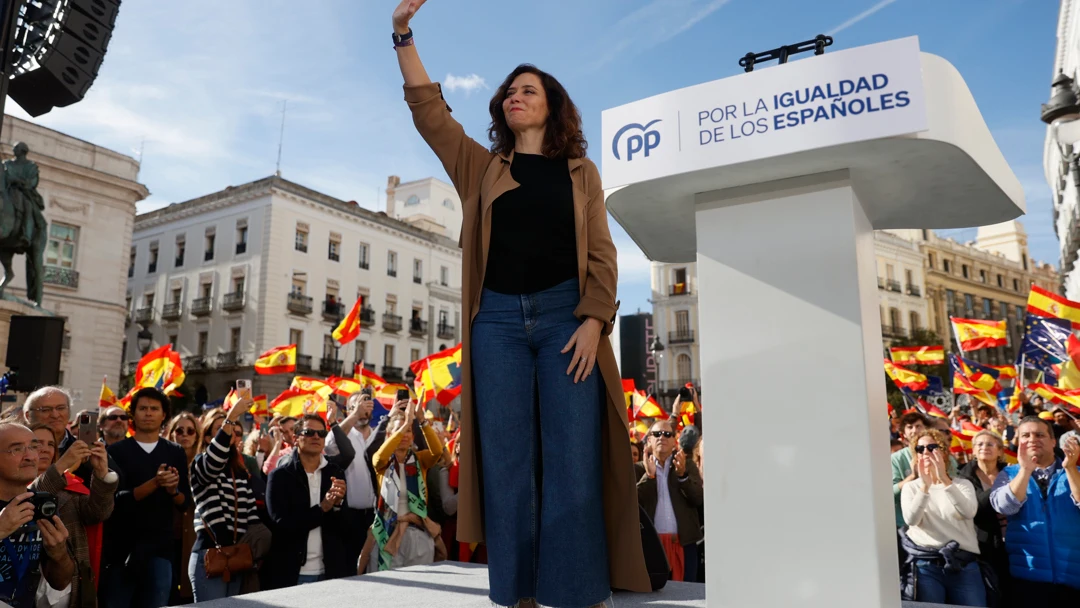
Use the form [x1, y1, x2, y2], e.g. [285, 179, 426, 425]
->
[0, 144, 46, 307]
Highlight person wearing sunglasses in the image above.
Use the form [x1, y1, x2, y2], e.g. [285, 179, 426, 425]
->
[99, 406, 131, 447]
[899, 429, 985, 606]
[637, 418, 703, 583]
[264, 414, 355, 588]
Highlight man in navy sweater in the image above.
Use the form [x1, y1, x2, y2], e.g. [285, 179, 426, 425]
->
[102, 387, 192, 608]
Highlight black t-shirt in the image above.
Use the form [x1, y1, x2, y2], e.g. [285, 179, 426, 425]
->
[483, 153, 578, 295]
[0, 499, 42, 608]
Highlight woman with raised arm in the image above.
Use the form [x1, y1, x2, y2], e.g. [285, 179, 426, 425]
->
[392, 1, 649, 606]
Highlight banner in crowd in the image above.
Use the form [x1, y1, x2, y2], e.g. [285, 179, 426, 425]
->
[255, 344, 297, 375]
[332, 297, 363, 345]
[1027, 284, 1080, 328]
[950, 317, 1007, 351]
[409, 344, 463, 406]
[889, 345, 944, 366]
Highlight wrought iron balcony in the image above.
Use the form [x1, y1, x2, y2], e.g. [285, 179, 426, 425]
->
[668, 330, 695, 344]
[877, 277, 886, 289]
[320, 357, 343, 376]
[388, 269, 397, 278]
[437, 324, 456, 340]
[185, 355, 208, 371]
[383, 314, 403, 333]
[413, 275, 422, 284]
[161, 302, 183, 321]
[886, 279, 902, 293]
[135, 307, 155, 326]
[409, 319, 428, 337]
[360, 307, 376, 327]
[191, 297, 213, 317]
[43, 266, 79, 289]
[669, 283, 690, 296]
[382, 366, 404, 382]
[881, 325, 907, 339]
[296, 354, 313, 371]
[322, 300, 343, 323]
[216, 351, 241, 369]
[287, 293, 313, 315]
[222, 292, 245, 312]
[905, 284, 921, 297]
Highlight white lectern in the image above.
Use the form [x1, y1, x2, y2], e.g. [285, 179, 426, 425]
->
[602, 37, 1024, 607]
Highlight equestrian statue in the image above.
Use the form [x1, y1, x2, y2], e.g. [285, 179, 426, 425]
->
[0, 142, 46, 306]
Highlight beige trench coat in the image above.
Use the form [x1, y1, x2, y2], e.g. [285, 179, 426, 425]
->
[404, 82, 650, 592]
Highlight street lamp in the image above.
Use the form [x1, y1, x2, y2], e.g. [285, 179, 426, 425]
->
[649, 335, 665, 399]
[136, 328, 153, 355]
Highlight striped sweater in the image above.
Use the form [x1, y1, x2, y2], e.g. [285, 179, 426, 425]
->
[190, 427, 257, 549]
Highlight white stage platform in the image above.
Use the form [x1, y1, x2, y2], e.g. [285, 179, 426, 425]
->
[183, 562, 961, 607]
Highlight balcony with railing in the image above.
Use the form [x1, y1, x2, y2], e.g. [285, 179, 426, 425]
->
[161, 302, 183, 321]
[287, 293, 313, 315]
[413, 275, 422, 285]
[360, 307, 376, 327]
[383, 366, 404, 382]
[383, 314, 403, 333]
[222, 292, 245, 312]
[354, 361, 375, 374]
[905, 284, 921, 297]
[43, 266, 79, 289]
[878, 277, 886, 289]
[191, 297, 213, 317]
[409, 318, 428, 337]
[135, 307, 155, 326]
[881, 325, 907, 339]
[322, 300, 343, 323]
[659, 379, 701, 393]
[320, 357, 343, 376]
[216, 351, 241, 369]
[669, 283, 690, 296]
[885, 279, 902, 293]
[185, 355, 208, 371]
[668, 329, 695, 344]
[437, 323, 456, 340]
[296, 354, 313, 372]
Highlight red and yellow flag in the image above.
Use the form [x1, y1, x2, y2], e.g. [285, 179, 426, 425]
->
[955, 421, 984, 453]
[622, 379, 636, 410]
[354, 362, 387, 388]
[134, 345, 185, 396]
[374, 383, 411, 408]
[884, 359, 929, 391]
[290, 376, 334, 400]
[410, 344, 463, 406]
[630, 419, 649, 442]
[889, 345, 945, 366]
[923, 403, 949, 419]
[327, 376, 362, 398]
[99, 377, 117, 409]
[1027, 284, 1080, 328]
[332, 297, 363, 345]
[985, 364, 1018, 379]
[249, 394, 268, 417]
[951, 318, 1007, 351]
[631, 390, 664, 419]
[270, 388, 325, 417]
[1003, 447, 1018, 465]
[254, 344, 297, 375]
[1028, 382, 1080, 409]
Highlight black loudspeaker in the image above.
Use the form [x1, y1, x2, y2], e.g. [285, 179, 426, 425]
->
[5, 316, 65, 393]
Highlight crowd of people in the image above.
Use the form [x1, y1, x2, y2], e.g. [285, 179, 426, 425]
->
[890, 395, 1080, 606]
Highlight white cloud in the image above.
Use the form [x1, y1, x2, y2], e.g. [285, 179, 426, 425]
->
[827, 0, 902, 36]
[444, 73, 489, 96]
[586, 0, 732, 72]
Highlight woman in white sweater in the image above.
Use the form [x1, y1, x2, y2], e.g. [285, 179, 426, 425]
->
[900, 429, 986, 607]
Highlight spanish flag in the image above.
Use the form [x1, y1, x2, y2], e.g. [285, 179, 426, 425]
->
[923, 403, 949, 419]
[884, 359, 929, 391]
[332, 297, 363, 345]
[1003, 447, 1018, 465]
[249, 394, 268, 417]
[290, 376, 334, 400]
[622, 379, 636, 409]
[410, 344, 463, 406]
[354, 362, 387, 388]
[1028, 382, 1080, 408]
[254, 344, 297, 375]
[951, 318, 1007, 351]
[326, 376, 362, 398]
[955, 421, 984, 453]
[630, 419, 649, 442]
[986, 364, 1018, 379]
[222, 389, 239, 412]
[1027, 284, 1080, 328]
[374, 383, 411, 408]
[950, 434, 966, 456]
[889, 345, 945, 366]
[134, 345, 185, 396]
[631, 390, 665, 419]
[270, 387, 325, 417]
[99, 377, 117, 409]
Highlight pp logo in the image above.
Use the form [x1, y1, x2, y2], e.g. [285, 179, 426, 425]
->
[612, 119, 662, 161]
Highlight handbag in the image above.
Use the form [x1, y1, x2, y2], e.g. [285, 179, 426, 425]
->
[202, 469, 254, 583]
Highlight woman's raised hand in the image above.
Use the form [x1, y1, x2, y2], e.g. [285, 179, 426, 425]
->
[392, 0, 427, 33]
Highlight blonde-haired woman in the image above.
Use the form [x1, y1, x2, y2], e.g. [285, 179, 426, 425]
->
[900, 429, 986, 606]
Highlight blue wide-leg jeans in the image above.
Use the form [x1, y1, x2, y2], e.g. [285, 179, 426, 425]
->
[471, 278, 611, 608]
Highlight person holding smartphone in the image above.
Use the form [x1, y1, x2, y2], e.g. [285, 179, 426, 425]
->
[324, 387, 378, 569]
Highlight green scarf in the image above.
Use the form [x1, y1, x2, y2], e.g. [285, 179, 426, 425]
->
[371, 450, 427, 571]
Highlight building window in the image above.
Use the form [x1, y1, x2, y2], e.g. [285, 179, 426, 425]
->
[440, 266, 449, 287]
[1022, 253, 1028, 270]
[356, 340, 367, 363]
[128, 247, 135, 278]
[405, 195, 420, 207]
[979, 269, 987, 283]
[413, 259, 423, 284]
[672, 267, 688, 294]
[982, 298, 992, 318]
[230, 327, 241, 352]
[295, 224, 308, 252]
[291, 273, 306, 295]
[961, 264, 969, 279]
[171, 288, 182, 304]
[885, 264, 894, 280]
[1015, 305, 1024, 327]
[889, 308, 902, 331]
[235, 222, 248, 255]
[45, 223, 78, 269]
[675, 310, 690, 332]
[945, 289, 956, 315]
[289, 329, 303, 352]
[964, 294, 974, 315]
[175, 236, 185, 267]
[168, 334, 177, 347]
[927, 253, 935, 269]
[443, 198, 455, 210]
[359, 243, 370, 270]
[996, 274, 1003, 288]
[144, 292, 155, 309]
[384, 344, 395, 367]
[438, 310, 449, 326]
[204, 231, 215, 261]
[385, 299, 397, 315]
[676, 354, 692, 381]
[323, 335, 336, 358]
[1013, 278, 1020, 292]
[943, 259, 951, 273]
[410, 348, 421, 363]
[909, 312, 920, 333]
[232, 276, 245, 295]
[387, 251, 398, 277]
[328, 233, 341, 262]
[197, 331, 208, 356]
[148, 243, 158, 274]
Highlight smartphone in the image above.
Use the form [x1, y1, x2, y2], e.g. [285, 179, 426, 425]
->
[77, 412, 97, 445]
[30, 492, 58, 520]
[678, 387, 693, 401]
[396, 388, 410, 402]
[236, 378, 252, 400]
[360, 385, 374, 398]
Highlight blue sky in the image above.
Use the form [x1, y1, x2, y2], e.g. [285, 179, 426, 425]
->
[11, 0, 1061, 314]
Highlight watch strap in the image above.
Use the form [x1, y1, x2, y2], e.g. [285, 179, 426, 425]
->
[393, 28, 414, 47]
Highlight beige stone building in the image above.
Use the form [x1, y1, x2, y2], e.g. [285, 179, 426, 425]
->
[0, 115, 149, 407]
[874, 231, 930, 348]
[887, 222, 1059, 365]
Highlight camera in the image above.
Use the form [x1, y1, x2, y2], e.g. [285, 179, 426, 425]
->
[678, 386, 693, 401]
[30, 492, 57, 520]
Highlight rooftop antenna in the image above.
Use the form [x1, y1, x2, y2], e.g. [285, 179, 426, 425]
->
[275, 100, 287, 177]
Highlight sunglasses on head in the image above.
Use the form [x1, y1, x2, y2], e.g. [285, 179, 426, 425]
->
[650, 431, 674, 439]
[299, 428, 328, 438]
[173, 427, 196, 437]
[104, 414, 129, 422]
[914, 444, 941, 454]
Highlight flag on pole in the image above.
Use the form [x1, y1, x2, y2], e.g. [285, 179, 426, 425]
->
[630, 390, 664, 420]
[290, 377, 334, 400]
[254, 345, 297, 375]
[99, 377, 117, 409]
[270, 388, 325, 417]
[955, 356, 1003, 393]
[326, 376, 363, 398]
[353, 362, 387, 388]
[1027, 284, 1080, 328]
[409, 344, 463, 406]
[249, 394, 268, 417]
[622, 379, 636, 409]
[332, 297, 363, 345]
[884, 359, 929, 391]
[1027, 382, 1080, 409]
[889, 345, 945, 366]
[950, 318, 1007, 351]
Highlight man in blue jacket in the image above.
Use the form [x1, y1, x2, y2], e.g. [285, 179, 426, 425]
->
[990, 415, 1080, 605]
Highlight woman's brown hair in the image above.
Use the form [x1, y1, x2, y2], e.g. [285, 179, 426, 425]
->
[487, 64, 587, 159]
[29, 422, 57, 465]
[199, 411, 247, 473]
[165, 412, 202, 464]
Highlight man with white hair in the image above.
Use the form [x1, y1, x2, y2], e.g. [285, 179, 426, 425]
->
[22, 386, 71, 447]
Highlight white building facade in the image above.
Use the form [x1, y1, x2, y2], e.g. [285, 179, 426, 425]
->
[126, 175, 462, 402]
[1044, 0, 1080, 298]
[0, 115, 148, 407]
[874, 230, 931, 348]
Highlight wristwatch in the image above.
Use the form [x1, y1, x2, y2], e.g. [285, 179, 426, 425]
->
[392, 28, 414, 48]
